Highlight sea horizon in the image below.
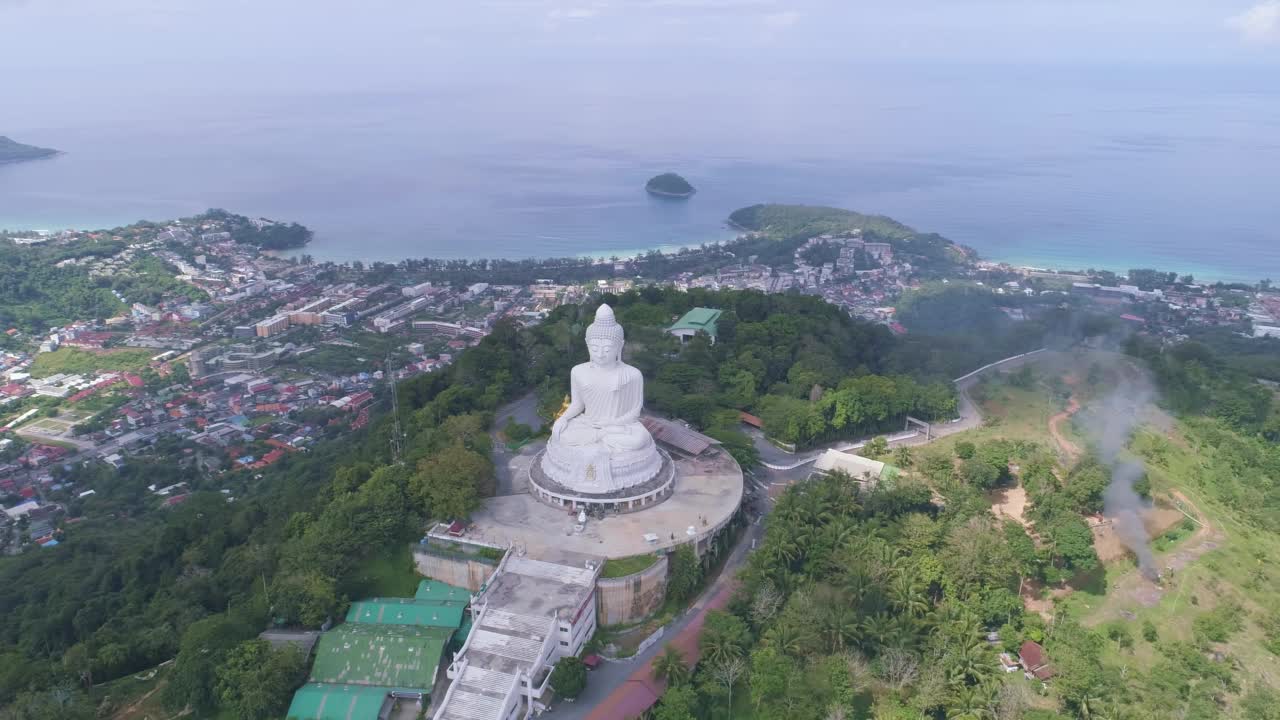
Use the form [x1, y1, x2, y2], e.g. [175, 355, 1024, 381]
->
[3, 61, 1277, 285]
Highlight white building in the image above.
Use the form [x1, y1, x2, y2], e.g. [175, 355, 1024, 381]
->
[434, 555, 599, 720]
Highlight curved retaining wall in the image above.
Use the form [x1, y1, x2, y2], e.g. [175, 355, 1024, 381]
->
[596, 555, 669, 626]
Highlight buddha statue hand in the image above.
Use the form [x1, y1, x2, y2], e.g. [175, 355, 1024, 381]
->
[551, 415, 569, 441]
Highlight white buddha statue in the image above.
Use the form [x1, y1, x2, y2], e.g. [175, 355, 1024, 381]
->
[540, 304, 664, 494]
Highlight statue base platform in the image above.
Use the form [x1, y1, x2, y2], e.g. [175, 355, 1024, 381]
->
[529, 447, 675, 514]
[464, 441, 744, 560]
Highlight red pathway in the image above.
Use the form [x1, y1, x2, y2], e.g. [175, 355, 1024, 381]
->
[585, 580, 739, 720]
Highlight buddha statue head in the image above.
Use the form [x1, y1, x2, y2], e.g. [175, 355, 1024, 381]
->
[585, 304, 624, 367]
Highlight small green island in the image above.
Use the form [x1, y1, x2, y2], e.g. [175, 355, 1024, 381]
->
[0, 136, 59, 165]
[645, 172, 695, 198]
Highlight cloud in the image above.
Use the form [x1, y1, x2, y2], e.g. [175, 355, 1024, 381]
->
[547, 1, 610, 21]
[1226, 1, 1280, 44]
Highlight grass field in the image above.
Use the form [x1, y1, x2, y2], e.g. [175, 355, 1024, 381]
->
[601, 553, 660, 579]
[30, 347, 154, 378]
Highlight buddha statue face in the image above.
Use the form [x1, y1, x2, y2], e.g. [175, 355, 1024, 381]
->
[584, 303, 624, 368]
[587, 336, 620, 368]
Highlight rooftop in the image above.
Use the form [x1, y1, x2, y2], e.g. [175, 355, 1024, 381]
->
[668, 307, 722, 337]
[286, 682, 391, 720]
[309, 624, 451, 691]
[484, 556, 597, 622]
[415, 579, 472, 604]
[345, 598, 466, 629]
[640, 416, 718, 456]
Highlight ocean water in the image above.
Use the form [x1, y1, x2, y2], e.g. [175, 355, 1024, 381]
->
[2, 62, 1277, 282]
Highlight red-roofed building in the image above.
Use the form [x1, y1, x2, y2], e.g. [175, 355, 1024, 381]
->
[1019, 641, 1055, 680]
[163, 494, 190, 507]
[124, 374, 145, 388]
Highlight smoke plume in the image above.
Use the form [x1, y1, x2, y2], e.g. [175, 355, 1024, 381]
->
[1079, 361, 1160, 579]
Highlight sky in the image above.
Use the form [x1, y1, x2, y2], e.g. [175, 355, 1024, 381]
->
[2, 0, 1278, 94]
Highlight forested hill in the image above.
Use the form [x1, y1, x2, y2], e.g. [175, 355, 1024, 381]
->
[0, 136, 58, 164]
[201, 209, 312, 250]
[728, 203, 915, 239]
[727, 203, 972, 274]
[0, 286, 1034, 717]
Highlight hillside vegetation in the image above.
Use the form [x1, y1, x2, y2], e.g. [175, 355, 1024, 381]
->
[728, 204, 969, 275]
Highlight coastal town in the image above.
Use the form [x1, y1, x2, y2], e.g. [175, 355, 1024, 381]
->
[2, 211, 1278, 555]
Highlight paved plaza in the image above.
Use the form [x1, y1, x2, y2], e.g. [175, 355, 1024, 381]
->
[464, 444, 743, 560]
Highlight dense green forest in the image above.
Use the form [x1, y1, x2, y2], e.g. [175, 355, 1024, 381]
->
[648, 438, 1112, 720]
[0, 237, 212, 332]
[0, 136, 57, 164]
[0, 239, 127, 331]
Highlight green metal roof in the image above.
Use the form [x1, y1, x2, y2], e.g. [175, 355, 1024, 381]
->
[346, 598, 466, 629]
[309, 624, 451, 691]
[286, 683, 392, 720]
[414, 579, 471, 604]
[668, 307, 722, 337]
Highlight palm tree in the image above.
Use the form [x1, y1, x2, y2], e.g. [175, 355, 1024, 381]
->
[889, 573, 930, 618]
[817, 603, 862, 653]
[861, 612, 896, 652]
[946, 641, 994, 687]
[701, 631, 743, 668]
[946, 685, 995, 720]
[764, 618, 814, 658]
[651, 645, 690, 687]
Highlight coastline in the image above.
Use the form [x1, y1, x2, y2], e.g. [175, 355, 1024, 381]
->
[645, 188, 696, 199]
[0, 149, 62, 166]
[5, 212, 1264, 285]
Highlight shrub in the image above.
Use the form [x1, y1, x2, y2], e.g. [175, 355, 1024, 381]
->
[550, 656, 587, 699]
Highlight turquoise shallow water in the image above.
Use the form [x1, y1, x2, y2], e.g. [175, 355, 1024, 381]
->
[2, 62, 1277, 282]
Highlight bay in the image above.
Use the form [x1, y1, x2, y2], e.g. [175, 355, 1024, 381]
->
[2, 61, 1277, 282]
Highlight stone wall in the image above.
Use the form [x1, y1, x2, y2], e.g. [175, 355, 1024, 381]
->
[595, 555, 669, 626]
[413, 550, 496, 592]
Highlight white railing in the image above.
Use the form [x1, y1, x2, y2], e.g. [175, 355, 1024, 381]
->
[524, 615, 560, 701]
[953, 348, 1047, 383]
[430, 657, 467, 720]
[498, 669, 522, 720]
[448, 601, 490, 678]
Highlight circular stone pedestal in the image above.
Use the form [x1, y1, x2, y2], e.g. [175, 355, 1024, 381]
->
[529, 448, 675, 513]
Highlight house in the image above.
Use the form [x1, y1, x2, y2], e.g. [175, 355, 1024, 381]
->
[813, 449, 893, 484]
[1019, 641, 1055, 680]
[667, 307, 722, 344]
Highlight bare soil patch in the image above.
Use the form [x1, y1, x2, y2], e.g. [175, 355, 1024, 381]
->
[989, 485, 1029, 527]
[1049, 395, 1082, 461]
